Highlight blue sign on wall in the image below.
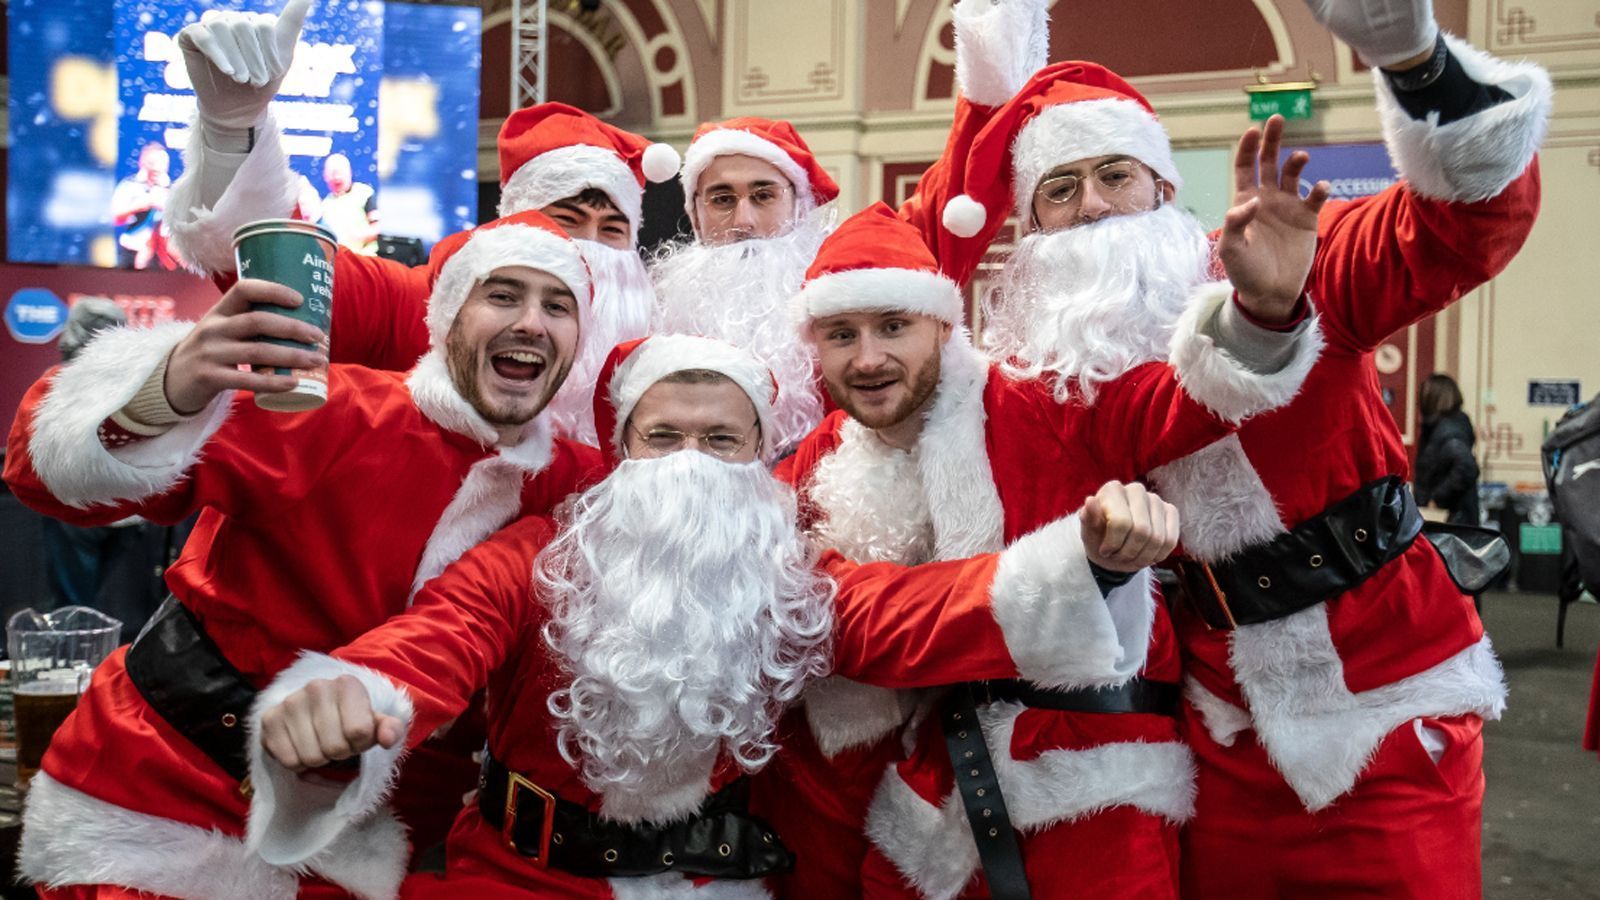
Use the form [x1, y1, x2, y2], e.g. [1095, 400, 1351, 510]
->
[1284, 142, 1397, 201]
[5, 289, 71, 344]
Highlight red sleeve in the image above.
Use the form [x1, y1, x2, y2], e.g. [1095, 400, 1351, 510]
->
[212, 251, 432, 371]
[327, 253, 433, 371]
[825, 550, 1020, 688]
[332, 516, 557, 747]
[3, 366, 361, 527]
[1303, 162, 1540, 352]
[1027, 367, 1236, 480]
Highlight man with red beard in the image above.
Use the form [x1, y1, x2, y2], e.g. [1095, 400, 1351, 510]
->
[241, 334, 1144, 897]
[165, 0, 675, 444]
[3, 210, 602, 899]
[763, 185, 1323, 899]
[942, 2, 1551, 895]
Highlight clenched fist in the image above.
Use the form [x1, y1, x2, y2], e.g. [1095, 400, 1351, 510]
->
[1080, 481, 1181, 572]
[258, 674, 404, 773]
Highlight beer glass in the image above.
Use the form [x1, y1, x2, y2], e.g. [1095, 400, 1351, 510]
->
[7, 607, 121, 789]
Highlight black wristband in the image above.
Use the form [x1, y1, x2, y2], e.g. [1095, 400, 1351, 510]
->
[1088, 561, 1135, 598]
[1383, 36, 1513, 126]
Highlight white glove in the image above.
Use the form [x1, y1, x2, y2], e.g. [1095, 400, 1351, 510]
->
[178, 0, 310, 135]
[1302, 0, 1438, 69]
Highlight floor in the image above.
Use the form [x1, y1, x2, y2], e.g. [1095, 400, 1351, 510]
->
[1479, 591, 1600, 898]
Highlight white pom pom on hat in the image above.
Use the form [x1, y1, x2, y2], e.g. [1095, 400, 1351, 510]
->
[641, 142, 682, 184]
[941, 194, 988, 238]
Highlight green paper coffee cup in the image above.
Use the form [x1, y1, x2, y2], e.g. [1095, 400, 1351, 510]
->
[232, 219, 338, 412]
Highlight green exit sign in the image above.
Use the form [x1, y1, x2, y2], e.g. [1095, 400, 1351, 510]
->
[1247, 87, 1314, 121]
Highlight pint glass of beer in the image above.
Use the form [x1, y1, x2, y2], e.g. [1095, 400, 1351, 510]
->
[6, 607, 121, 789]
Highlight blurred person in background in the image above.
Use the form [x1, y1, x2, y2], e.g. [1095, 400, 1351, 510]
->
[110, 143, 171, 270]
[318, 152, 380, 254]
[1415, 373, 1481, 525]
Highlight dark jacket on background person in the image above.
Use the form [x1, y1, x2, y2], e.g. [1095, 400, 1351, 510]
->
[1416, 409, 1481, 524]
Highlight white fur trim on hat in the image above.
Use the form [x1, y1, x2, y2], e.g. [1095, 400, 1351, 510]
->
[680, 128, 814, 216]
[426, 224, 591, 347]
[1011, 98, 1183, 221]
[794, 268, 964, 327]
[498, 144, 646, 229]
[609, 334, 778, 459]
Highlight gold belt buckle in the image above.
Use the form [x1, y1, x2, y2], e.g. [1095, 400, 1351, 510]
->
[503, 771, 556, 867]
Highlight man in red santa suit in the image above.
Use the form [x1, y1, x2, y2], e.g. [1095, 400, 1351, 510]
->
[164, 0, 677, 444]
[3, 210, 603, 899]
[937, 1, 1551, 895]
[761, 181, 1324, 899]
[242, 333, 1145, 898]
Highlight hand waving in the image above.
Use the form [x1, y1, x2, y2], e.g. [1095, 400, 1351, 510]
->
[1217, 114, 1331, 325]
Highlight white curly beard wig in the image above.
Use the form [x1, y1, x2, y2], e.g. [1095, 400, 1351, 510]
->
[538, 450, 835, 824]
[648, 218, 830, 452]
[981, 203, 1213, 404]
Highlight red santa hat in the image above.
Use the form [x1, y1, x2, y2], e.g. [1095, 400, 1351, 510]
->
[425, 209, 592, 347]
[939, 61, 1184, 239]
[793, 202, 964, 326]
[679, 117, 840, 218]
[592, 335, 779, 468]
[496, 102, 682, 232]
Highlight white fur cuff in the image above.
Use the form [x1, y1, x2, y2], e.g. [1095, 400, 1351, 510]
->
[27, 322, 235, 509]
[1169, 282, 1323, 425]
[952, 0, 1049, 107]
[802, 677, 917, 758]
[989, 516, 1155, 688]
[246, 652, 413, 876]
[1374, 34, 1552, 204]
[167, 115, 302, 276]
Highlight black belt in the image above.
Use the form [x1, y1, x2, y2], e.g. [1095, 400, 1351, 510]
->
[968, 677, 1180, 715]
[124, 597, 258, 784]
[942, 676, 1180, 900]
[477, 750, 793, 880]
[1174, 476, 1424, 630]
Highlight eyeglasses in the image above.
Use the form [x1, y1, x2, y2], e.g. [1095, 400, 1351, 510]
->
[1033, 159, 1149, 207]
[627, 421, 760, 458]
[695, 183, 793, 220]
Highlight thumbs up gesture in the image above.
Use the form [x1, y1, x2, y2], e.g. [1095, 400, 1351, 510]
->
[178, 0, 311, 133]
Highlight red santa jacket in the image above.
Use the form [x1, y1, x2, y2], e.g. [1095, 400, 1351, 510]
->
[764, 315, 1317, 898]
[3, 326, 601, 899]
[244, 482, 1105, 898]
[1152, 36, 1548, 813]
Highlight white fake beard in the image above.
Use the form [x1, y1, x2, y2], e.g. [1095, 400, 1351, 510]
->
[649, 220, 829, 451]
[539, 451, 835, 824]
[981, 203, 1213, 403]
[542, 240, 657, 446]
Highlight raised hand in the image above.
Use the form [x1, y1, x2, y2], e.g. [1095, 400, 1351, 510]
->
[258, 675, 404, 773]
[178, 0, 311, 132]
[163, 279, 326, 415]
[1217, 115, 1331, 325]
[1080, 481, 1181, 573]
